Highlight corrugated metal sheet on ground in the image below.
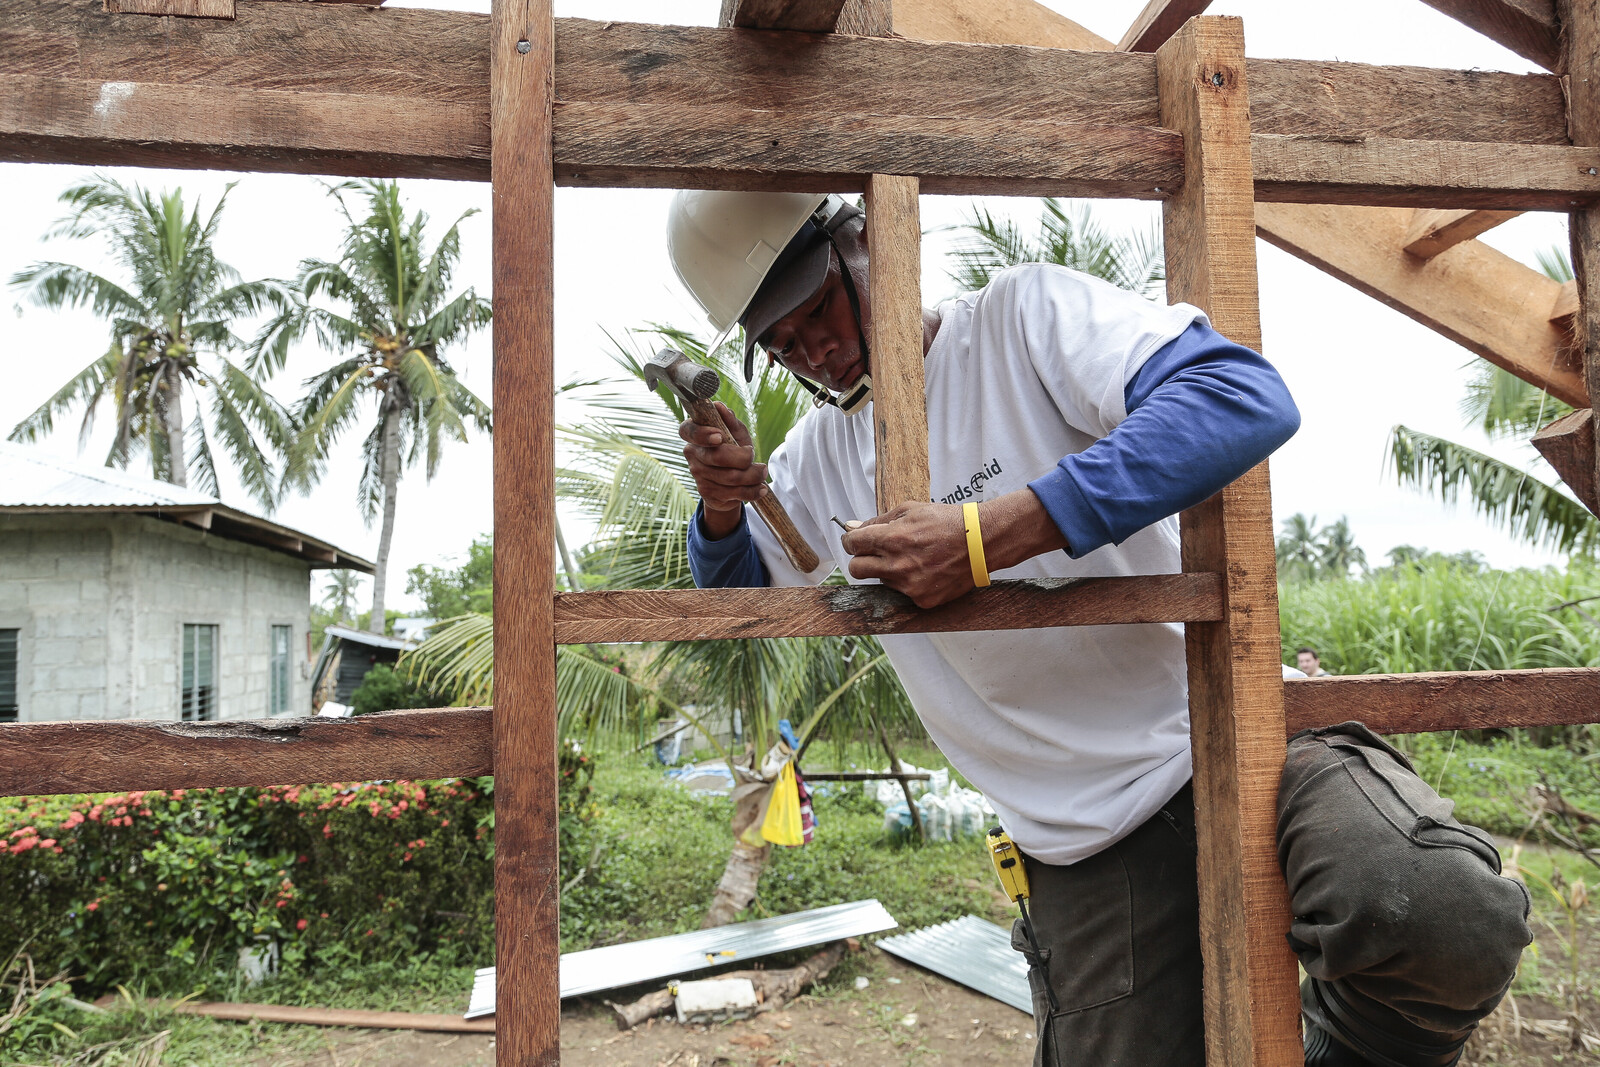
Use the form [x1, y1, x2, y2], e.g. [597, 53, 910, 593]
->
[876, 914, 1032, 1015]
[465, 898, 896, 1017]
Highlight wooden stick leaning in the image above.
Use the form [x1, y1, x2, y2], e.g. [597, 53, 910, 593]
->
[644, 348, 821, 574]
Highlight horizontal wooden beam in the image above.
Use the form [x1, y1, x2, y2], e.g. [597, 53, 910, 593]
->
[556, 103, 1183, 198]
[1403, 208, 1525, 259]
[1283, 667, 1600, 735]
[720, 0, 848, 32]
[8, 669, 1598, 799]
[1250, 134, 1600, 210]
[0, 75, 488, 180]
[1416, 0, 1562, 72]
[0, 4, 1576, 189]
[12, 71, 1595, 208]
[1116, 0, 1212, 52]
[0, 708, 491, 797]
[1531, 408, 1599, 513]
[552, 573, 1224, 644]
[1256, 202, 1588, 407]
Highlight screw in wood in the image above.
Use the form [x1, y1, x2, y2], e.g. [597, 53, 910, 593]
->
[516, 39, 531, 53]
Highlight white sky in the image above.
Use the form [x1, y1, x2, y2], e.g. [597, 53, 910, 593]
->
[0, 0, 1578, 613]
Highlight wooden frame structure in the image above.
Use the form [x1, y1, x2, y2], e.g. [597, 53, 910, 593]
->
[4, 0, 1600, 1063]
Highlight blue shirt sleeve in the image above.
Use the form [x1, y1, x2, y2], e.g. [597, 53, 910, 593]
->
[687, 503, 771, 588]
[1027, 321, 1300, 558]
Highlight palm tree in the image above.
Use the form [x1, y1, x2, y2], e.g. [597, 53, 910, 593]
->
[945, 197, 1166, 297]
[320, 569, 362, 626]
[1276, 513, 1322, 582]
[255, 180, 493, 632]
[9, 176, 291, 507]
[1387, 245, 1600, 555]
[1317, 516, 1367, 578]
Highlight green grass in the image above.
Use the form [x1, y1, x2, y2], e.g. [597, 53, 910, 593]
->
[1279, 559, 1600, 675]
[560, 754, 1003, 950]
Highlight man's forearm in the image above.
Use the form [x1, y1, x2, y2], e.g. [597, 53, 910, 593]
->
[687, 504, 771, 588]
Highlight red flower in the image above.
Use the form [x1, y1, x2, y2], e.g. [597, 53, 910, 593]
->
[86, 899, 99, 912]
[39, 839, 56, 849]
[297, 919, 308, 931]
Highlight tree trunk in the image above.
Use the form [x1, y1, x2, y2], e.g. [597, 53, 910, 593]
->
[369, 406, 401, 633]
[163, 369, 188, 488]
[554, 513, 582, 592]
[702, 838, 771, 929]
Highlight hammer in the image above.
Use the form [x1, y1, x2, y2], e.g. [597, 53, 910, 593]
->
[644, 348, 821, 574]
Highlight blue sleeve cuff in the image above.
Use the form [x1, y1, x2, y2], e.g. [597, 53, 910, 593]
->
[687, 503, 770, 588]
[1028, 321, 1301, 558]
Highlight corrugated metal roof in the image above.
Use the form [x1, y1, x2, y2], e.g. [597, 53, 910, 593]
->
[325, 624, 413, 652]
[465, 899, 898, 1017]
[0, 441, 218, 508]
[876, 915, 1033, 1015]
[0, 442, 373, 571]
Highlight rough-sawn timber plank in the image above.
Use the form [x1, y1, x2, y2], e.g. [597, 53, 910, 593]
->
[1117, 0, 1212, 52]
[1531, 407, 1599, 514]
[1416, 0, 1561, 71]
[720, 0, 848, 32]
[1403, 208, 1525, 259]
[1283, 668, 1600, 735]
[552, 573, 1223, 644]
[865, 174, 931, 514]
[1158, 17, 1301, 1067]
[0, 708, 493, 797]
[8, 670, 1599, 800]
[0, 3, 1573, 146]
[1256, 202, 1588, 408]
[1250, 134, 1600, 210]
[104, 0, 234, 16]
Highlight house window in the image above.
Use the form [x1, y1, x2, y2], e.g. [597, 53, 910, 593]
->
[270, 625, 292, 715]
[182, 624, 218, 721]
[0, 629, 17, 722]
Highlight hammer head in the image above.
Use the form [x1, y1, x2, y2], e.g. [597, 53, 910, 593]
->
[644, 348, 722, 402]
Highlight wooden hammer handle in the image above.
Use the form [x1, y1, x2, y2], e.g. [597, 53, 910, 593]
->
[687, 399, 821, 574]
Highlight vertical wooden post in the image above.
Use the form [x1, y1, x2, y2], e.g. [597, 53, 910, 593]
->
[1561, 0, 1600, 507]
[490, 0, 559, 1063]
[864, 174, 931, 513]
[1157, 17, 1300, 1067]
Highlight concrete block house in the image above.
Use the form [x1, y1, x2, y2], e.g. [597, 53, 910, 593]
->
[0, 443, 371, 723]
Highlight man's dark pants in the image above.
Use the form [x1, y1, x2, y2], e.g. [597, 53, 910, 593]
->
[1014, 722, 1532, 1066]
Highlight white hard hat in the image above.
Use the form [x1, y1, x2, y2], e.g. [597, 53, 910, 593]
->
[667, 190, 829, 336]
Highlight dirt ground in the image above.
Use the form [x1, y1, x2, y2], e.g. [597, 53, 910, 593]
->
[247, 945, 1600, 1067]
[250, 951, 1035, 1067]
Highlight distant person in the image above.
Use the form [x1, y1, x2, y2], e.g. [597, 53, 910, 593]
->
[1297, 647, 1331, 677]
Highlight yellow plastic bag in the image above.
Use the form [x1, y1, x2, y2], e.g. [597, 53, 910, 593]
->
[759, 762, 805, 846]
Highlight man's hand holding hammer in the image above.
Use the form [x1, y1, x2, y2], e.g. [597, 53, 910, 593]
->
[680, 402, 769, 541]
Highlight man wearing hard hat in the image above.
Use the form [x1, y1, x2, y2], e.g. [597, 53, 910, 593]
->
[666, 191, 1529, 1067]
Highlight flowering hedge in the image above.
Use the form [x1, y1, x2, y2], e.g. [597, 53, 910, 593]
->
[0, 779, 495, 991]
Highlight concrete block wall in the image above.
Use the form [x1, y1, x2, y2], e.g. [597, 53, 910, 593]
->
[0, 514, 314, 722]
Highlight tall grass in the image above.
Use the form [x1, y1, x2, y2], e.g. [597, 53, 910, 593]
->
[1280, 560, 1600, 675]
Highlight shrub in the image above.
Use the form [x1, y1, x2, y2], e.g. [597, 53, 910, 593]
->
[348, 663, 444, 715]
[0, 780, 493, 993]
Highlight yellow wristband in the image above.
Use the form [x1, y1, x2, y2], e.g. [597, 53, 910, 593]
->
[963, 502, 991, 588]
